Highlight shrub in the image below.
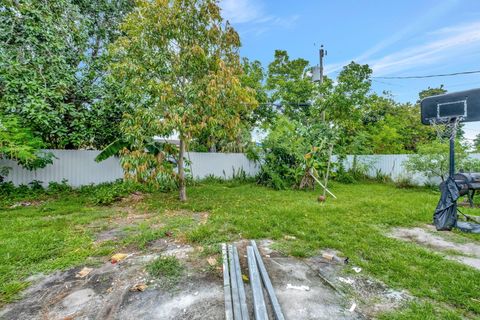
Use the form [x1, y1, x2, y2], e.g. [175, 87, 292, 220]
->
[28, 180, 44, 191]
[404, 140, 480, 182]
[257, 116, 335, 190]
[0, 181, 16, 196]
[374, 169, 392, 183]
[83, 180, 146, 205]
[394, 175, 415, 189]
[334, 164, 356, 184]
[47, 180, 72, 194]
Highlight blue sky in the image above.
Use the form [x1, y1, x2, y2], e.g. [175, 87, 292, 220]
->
[220, 0, 480, 142]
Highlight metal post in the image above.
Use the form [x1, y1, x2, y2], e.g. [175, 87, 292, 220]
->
[449, 133, 455, 178]
[449, 118, 457, 178]
[319, 45, 326, 122]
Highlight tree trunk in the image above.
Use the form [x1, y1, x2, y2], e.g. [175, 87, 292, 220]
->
[178, 138, 187, 201]
[322, 144, 334, 198]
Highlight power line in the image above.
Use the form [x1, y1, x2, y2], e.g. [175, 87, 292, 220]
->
[373, 70, 480, 79]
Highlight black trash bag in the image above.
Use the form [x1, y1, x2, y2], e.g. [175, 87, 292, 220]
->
[434, 177, 459, 231]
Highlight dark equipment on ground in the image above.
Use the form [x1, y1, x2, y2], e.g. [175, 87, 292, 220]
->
[453, 172, 480, 207]
[421, 88, 480, 233]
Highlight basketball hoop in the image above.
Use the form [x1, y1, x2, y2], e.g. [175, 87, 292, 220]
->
[427, 116, 462, 142]
[421, 88, 480, 233]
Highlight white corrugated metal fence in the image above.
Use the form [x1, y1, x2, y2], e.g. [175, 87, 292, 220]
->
[2, 150, 480, 187]
[0, 150, 259, 187]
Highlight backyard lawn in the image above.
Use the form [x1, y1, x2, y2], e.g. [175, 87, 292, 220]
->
[1, 180, 480, 319]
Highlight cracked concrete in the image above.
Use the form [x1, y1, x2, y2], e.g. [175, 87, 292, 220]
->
[0, 239, 409, 319]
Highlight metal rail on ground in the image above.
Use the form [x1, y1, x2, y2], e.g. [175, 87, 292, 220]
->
[251, 241, 285, 320]
[233, 245, 250, 320]
[247, 246, 269, 320]
[222, 244, 234, 320]
[228, 245, 243, 320]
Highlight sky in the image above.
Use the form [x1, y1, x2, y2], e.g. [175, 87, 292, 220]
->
[220, 0, 480, 142]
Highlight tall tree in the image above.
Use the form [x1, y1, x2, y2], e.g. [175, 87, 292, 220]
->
[418, 85, 447, 101]
[266, 50, 316, 122]
[0, 0, 133, 149]
[318, 62, 372, 154]
[109, 0, 257, 201]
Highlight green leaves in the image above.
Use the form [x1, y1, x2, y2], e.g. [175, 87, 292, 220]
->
[109, 0, 257, 192]
[0, 0, 133, 149]
[266, 50, 316, 121]
[0, 114, 54, 172]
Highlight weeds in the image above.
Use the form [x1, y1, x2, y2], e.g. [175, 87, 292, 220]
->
[147, 256, 183, 286]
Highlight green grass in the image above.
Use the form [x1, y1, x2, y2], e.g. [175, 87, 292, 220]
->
[1, 180, 480, 318]
[147, 255, 184, 287]
[141, 181, 480, 318]
[0, 194, 117, 304]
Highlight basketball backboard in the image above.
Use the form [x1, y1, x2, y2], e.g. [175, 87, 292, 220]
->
[421, 88, 480, 125]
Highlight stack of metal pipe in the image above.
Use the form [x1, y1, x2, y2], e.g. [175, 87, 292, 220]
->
[222, 241, 285, 320]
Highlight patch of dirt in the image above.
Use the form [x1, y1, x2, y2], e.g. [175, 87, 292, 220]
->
[390, 226, 480, 270]
[0, 240, 222, 320]
[164, 209, 209, 225]
[95, 228, 126, 243]
[9, 200, 44, 209]
[1, 238, 411, 320]
[121, 191, 145, 204]
[234, 240, 363, 319]
[90, 209, 154, 244]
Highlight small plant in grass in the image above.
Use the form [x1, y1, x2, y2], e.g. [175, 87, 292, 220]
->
[394, 175, 415, 189]
[82, 180, 150, 206]
[47, 180, 72, 194]
[147, 256, 183, 286]
[374, 169, 392, 184]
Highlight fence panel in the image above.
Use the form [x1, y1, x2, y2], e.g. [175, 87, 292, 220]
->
[0, 150, 259, 187]
[2, 150, 479, 187]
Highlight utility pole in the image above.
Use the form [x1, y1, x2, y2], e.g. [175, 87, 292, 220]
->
[319, 45, 326, 122]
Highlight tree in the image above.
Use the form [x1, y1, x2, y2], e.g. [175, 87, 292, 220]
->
[360, 94, 437, 154]
[0, 114, 53, 180]
[474, 134, 480, 152]
[241, 58, 272, 126]
[188, 58, 266, 152]
[316, 62, 373, 156]
[404, 140, 480, 182]
[418, 85, 447, 101]
[109, 0, 257, 201]
[266, 50, 316, 122]
[0, 0, 133, 149]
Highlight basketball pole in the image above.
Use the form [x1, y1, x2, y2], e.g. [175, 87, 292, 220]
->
[449, 128, 455, 178]
[449, 118, 457, 178]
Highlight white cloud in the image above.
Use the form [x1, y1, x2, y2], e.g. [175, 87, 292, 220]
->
[220, 0, 298, 34]
[368, 21, 480, 76]
[325, 0, 461, 75]
[220, 0, 263, 24]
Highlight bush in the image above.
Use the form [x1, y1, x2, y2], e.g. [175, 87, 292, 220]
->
[334, 165, 356, 184]
[81, 180, 148, 205]
[257, 116, 335, 190]
[28, 180, 44, 191]
[0, 181, 16, 196]
[0, 181, 45, 199]
[394, 175, 415, 189]
[47, 180, 72, 194]
[404, 140, 480, 182]
[374, 169, 392, 183]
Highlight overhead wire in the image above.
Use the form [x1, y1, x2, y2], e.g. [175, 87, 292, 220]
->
[373, 70, 480, 79]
